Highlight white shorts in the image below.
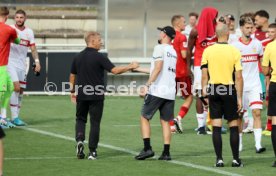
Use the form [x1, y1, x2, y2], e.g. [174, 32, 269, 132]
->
[7, 66, 27, 89]
[193, 66, 202, 94]
[243, 88, 263, 111]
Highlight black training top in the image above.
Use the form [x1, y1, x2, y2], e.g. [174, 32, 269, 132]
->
[71, 47, 115, 101]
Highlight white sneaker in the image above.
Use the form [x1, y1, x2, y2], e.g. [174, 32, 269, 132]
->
[174, 118, 183, 133]
[242, 127, 253, 133]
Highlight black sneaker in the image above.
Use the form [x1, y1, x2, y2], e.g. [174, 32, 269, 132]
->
[135, 148, 155, 160]
[158, 152, 171, 161]
[272, 161, 276, 167]
[232, 159, 244, 167]
[76, 141, 85, 159]
[214, 159, 224, 167]
[88, 151, 97, 160]
[256, 147, 266, 153]
[197, 126, 207, 135]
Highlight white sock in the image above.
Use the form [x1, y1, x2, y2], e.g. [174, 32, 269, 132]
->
[10, 92, 19, 119]
[254, 128, 262, 149]
[1, 108, 7, 119]
[197, 113, 205, 128]
[17, 93, 23, 116]
[176, 115, 181, 121]
[239, 133, 243, 150]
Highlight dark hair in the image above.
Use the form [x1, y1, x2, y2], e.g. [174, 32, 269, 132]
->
[255, 10, 269, 19]
[189, 12, 198, 19]
[15, 9, 26, 16]
[0, 7, 9, 16]
[239, 16, 254, 27]
[171, 15, 184, 26]
[269, 23, 276, 28]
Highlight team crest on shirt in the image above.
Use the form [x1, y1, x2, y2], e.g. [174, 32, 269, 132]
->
[252, 47, 256, 53]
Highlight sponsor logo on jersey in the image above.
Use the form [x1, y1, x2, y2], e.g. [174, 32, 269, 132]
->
[242, 54, 258, 63]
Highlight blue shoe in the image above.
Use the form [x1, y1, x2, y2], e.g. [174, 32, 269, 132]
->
[0, 124, 9, 129]
[0, 117, 16, 128]
[12, 117, 26, 126]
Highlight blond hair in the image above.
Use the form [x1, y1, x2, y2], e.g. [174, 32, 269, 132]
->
[84, 31, 100, 44]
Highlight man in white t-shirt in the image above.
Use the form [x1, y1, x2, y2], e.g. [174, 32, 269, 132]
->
[231, 16, 266, 153]
[135, 26, 176, 161]
[0, 9, 41, 127]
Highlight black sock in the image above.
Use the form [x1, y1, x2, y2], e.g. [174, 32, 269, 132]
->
[143, 138, 151, 151]
[163, 144, 170, 155]
[230, 126, 239, 161]
[272, 125, 276, 158]
[212, 126, 222, 160]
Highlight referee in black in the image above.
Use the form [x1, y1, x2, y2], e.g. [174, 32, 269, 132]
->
[201, 23, 244, 167]
[70, 31, 139, 160]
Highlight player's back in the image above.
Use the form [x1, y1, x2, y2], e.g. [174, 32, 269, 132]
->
[0, 22, 17, 66]
[231, 38, 263, 91]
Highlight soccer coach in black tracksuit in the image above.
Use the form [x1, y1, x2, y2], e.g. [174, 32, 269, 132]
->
[70, 31, 139, 160]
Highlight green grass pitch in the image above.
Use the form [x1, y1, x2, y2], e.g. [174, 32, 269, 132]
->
[3, 96, 275, 176]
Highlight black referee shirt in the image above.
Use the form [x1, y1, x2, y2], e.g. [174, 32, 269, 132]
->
[71, 47, 115, 101]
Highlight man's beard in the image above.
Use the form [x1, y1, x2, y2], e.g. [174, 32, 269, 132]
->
[16, 21, 25, 27]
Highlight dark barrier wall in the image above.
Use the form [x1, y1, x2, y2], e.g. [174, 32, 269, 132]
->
[26, 53, 47, 91]
[25, 52, 107, 92]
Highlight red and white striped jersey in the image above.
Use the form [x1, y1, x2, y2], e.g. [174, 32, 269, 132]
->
[231, 38, 263, 91]
[8, 24, 35, 71]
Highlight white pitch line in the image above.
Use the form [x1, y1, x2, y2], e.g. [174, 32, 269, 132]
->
[20, 127, 243, 176]
[5, 156, 75, 160]
[113, 124, 160, 127]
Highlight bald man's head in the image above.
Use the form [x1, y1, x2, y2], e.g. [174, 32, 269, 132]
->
[216, 23, 229, 38]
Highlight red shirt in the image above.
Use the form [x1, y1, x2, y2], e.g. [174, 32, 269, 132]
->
[0, 22, 17, 66]
[254, 29, 272, 72]
[194, 35, 217, 66]
[172, 31, 188, 78]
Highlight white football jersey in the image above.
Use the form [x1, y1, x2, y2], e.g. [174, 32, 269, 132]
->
[231, 38, 263, 91]
[148, 44, 177, 100]
[8, 25, 35, 71]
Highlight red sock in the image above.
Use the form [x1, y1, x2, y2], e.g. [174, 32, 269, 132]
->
[178, 106, 189, 119]
[266, 119, 272, 131]
[169, 120, 175, 126]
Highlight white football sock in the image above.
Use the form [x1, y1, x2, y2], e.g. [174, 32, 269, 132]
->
[239, 133, 243, 151]
[10, 92, 19, 119]
[197, 113, 205, 128]
[17, 93, 23, 116]
[254, 128, 262, 149]
[1, 108, 7, 119]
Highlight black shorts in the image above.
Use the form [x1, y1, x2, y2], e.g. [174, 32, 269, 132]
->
[141, 94, 175, 121]
[0, 126, 5, 139]
[208, 84, 239, 121]
[268, 82, 276, 116]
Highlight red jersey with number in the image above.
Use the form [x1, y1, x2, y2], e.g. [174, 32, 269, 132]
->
[0, 22, 17, 66]
[172, 31, 188, 78]
[194, 35, 217, 66]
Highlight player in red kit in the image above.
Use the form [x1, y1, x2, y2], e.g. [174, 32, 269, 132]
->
[169, 15, 193, 133]
[186, 7, 218, 134]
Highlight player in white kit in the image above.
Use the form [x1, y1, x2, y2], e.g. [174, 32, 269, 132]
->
[1, 9, 41, 127]
[232, 16, 266, 153]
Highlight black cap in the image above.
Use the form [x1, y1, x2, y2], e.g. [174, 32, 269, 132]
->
[157, 26, 176, 39]
[226, 14, 235, 21]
